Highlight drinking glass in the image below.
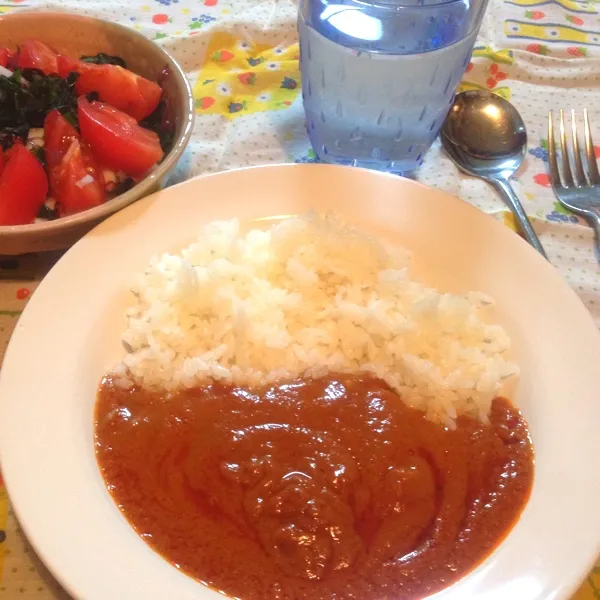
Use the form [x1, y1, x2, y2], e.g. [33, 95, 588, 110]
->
[298, 0, 489, 173]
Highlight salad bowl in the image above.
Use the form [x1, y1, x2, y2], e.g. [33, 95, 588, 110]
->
[0, 11, 194, 255]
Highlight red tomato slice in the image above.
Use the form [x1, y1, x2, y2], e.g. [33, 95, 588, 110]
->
[0, 151, 4, 178]
[44, 109, 79, 173]
[53, 140, 106, 217]
[17, 39, 59, 75]
[58, 57, 162, 121]
[0, 145, 48, 225]
[44, 110, 105, 216]
[78, 98, 164, 177]
[56, 55, 78, 76]
[0, 47, 17, 69]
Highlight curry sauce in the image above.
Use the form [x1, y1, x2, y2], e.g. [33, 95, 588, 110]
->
[95, 374, 534, 599]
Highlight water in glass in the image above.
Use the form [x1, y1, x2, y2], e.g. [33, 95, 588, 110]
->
[298, 0, 489, 173]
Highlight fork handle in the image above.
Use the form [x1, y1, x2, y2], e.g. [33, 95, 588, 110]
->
[587, 211, 600, 263]
[490, 177, 548, 259]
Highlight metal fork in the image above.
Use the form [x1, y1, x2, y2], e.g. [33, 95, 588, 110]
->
[548, 109, 600, 259]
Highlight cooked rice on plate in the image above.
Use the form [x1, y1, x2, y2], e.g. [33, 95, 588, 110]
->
[113, 213, 517, 426]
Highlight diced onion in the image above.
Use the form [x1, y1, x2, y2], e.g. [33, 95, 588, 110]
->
[76, 174, 94, 188]
[27, 128, 44, 140]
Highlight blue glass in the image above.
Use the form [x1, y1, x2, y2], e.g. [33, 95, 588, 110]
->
[298, 0, 489, 173]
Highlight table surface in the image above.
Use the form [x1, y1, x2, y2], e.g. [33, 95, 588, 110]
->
[0, 0, 599, 598]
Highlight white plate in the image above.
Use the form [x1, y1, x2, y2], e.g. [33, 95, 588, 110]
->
[1, 164, 599, 600]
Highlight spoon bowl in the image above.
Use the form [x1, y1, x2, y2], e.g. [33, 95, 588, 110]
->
[441, 90, 546, 257]
[443, 91, 527, 167]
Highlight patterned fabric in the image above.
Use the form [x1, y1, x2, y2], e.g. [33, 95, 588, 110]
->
[0, 0, 599, 597]
[193, 34, 300, 117]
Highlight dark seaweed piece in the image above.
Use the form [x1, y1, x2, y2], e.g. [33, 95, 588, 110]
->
[111, 177, 135, 196]
[0, 126, 28, 151]
[80, 53, 127, 68]
[140, 98, 174, 154]
[0, 69, 80, 147]
[37, 204, 58, 220]
[29, 145, 46, 167]
[63, 110, 77, 128]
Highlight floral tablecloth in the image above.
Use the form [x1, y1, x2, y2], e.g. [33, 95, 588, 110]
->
[0, 0, 599, 597]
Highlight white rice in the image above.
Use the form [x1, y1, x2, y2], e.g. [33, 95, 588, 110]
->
[115, 213, 517, 426]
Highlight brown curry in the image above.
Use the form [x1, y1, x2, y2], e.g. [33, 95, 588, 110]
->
[95, 373, 533, 599]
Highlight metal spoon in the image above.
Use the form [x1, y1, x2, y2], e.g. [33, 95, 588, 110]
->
[441, 90, 547, 258]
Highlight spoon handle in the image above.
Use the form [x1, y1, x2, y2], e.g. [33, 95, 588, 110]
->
[490, 178, 548, 259]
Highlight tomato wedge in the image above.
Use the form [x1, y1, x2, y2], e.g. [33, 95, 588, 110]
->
[17, 39, 59, 75]
[0, 145, 48, 225]
[0, 47, 16, 69]
[44, 110, 105, 216]
[44, 109, 79, 173]
[53, 140, 106, 216]
[78, 98, 163, 178]
[58, 56, 161, 121]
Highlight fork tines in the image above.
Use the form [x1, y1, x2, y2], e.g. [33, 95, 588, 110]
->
[548, 108, 600, 189]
